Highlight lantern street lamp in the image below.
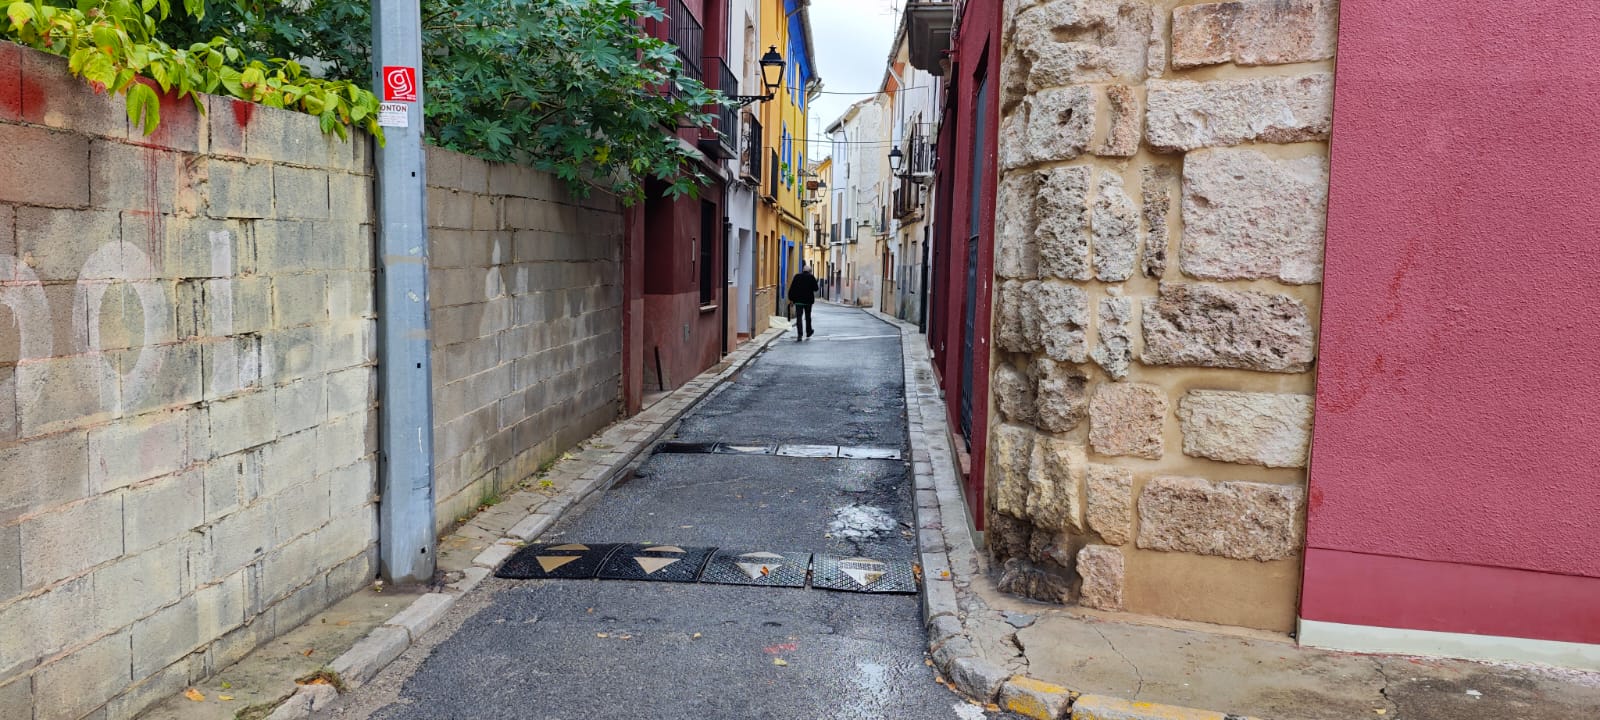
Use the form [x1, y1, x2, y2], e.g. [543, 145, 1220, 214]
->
[731, 46, 786, 105]
[888, 146, 905, 176]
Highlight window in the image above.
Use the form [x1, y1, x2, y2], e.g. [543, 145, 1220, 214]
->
[699, 200, 716, 305]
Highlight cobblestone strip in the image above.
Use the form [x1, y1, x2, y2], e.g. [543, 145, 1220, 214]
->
[260, 328, 788, 719]
[869, 309, 1260, 720]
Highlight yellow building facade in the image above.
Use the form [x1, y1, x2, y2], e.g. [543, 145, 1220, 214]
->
[754, 0, 819, 330]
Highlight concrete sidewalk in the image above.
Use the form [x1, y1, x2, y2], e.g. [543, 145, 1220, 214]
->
[874, 309, 1600, 720]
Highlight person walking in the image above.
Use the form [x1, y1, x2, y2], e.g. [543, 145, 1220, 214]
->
[787, 264, 819, 341]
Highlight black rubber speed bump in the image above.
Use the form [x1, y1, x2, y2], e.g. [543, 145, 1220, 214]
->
[700, 550, 812, 588]
[596, 544, 715, 583]
[496, 543, 623, 580]
[811, 555, 919, 594]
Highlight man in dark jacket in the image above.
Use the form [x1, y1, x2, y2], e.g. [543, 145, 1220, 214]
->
[787, 265, 819, 341]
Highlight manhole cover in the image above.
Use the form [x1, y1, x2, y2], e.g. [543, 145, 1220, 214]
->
[775, 445, 839, 458]
[838, 447, 903, 460]
[497, 543, 623, 580]
[715, 443, 777, 455]
[596, 544, 716, 583]
[700, 550, 812, 588]
[812, 556, 918, 594]
[653, 441, 719, 455]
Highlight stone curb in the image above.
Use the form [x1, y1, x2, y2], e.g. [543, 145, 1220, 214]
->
[262, 327, 789, 718]
[868, 309, 1262, 720]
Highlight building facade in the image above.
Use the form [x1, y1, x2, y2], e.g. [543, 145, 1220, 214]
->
[917, 0, 1600, 670]
[753, 0, 819, 328]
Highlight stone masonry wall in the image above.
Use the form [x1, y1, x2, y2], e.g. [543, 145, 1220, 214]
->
[426, 148, 624, 528]
[988, 0, 1334, 632]
[0, 46, 378, 718]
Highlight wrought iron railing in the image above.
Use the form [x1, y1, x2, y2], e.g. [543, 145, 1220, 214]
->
[768, 148, 780, 199]
[704, 56, 739, 152]
[742, 114, 762, 181]
[665, 0, 702, 83]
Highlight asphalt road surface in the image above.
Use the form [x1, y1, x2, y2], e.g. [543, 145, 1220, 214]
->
[334, 305, 1019, 720]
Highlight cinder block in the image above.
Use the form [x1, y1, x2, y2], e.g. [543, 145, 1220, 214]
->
[105, 651, 201, 720]
[325, 366, 375, 421]
[268, 574, 328, 633]
[123, 214, 250, 280]
[205, 95, 249, 158]
[272, 480, 331, 543]
[124, 469, 204, 554]
[255, 219, 334, 272]
[327, 271, 374, 319]
[207, 389, 276, 457]
[327, 460, 375, 515]
[261, 325, 325, 384]
[88, 409, 194, 493]
[130, 593, 201, 680]
[13, 206, 120, 281]
[32, 630, 131, 720]
[19, 50, 129, 139]
[322, 318, 375, 373]
[328, 171, 372, 221]
[427, 187, 476, 230]
[88, 141, 186, 215]
[314, 507, 375, 572]
[325, 537, 376, 597]
[273, 377, 327, 436]
[271, 272, 328, 329]
[242, 103, 342, 168]
[15, 355, 117, 437]
[428, 228, 492, 268]
[222, 277, 275, 334]
[116, 341, 203, 417]
[0, 41, 21, 121]
[317, 412, 373, 475]
[21, 491, 123, 588]
[260, 532, 323, 603]
[259, 428, 319, 498]
[0, 523, 19, 604]
[201, 334, 267, 401]
[424, 146, 464, 189]
[0, 431, 89, 523]
[203, 448, 263, 521]
[273, 165, 330, 220]
[206, 159, 274, 219]
[91, 539, 186, 632]
[201, 501, 273, 578]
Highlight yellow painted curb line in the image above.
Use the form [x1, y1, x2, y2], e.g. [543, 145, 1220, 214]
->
[1071, 694, 1261, 720]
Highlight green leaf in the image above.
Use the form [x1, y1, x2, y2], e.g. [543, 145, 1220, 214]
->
[7, 3, 37, 29]
[126, 81, 160, 135]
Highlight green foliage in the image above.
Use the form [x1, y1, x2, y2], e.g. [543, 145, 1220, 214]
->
[3, 0, 380, 139]
[163, 0, 729, 203]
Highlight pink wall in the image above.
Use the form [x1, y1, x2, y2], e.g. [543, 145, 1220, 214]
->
[1304, 0, 1600, 643]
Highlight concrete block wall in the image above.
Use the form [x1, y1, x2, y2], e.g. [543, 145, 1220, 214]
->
[426, 147, 624, 528]
[987, 0, 1336, 633]
[0, 44, 378, 719]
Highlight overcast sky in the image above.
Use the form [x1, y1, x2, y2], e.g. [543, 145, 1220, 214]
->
[805, 0, 903, 153]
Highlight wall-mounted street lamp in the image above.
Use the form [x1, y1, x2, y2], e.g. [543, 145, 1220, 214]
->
[731, 46, 786, 105]
[888, 146, 905, 176]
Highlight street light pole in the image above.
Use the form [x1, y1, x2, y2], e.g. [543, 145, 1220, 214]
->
[372, 0, 436, 584]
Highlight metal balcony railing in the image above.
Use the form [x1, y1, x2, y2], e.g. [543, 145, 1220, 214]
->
[768, 148, 780, 200]
[698, 56, 739, 159]
[742, 114, 762, 182]
[664, 0, 702, 83]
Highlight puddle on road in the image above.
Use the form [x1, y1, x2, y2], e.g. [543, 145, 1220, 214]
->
[828, 504, 898, 540]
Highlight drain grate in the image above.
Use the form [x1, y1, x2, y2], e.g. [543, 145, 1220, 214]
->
[650, 442, 901, 460]
[595, 544, 716, 583]
[653, 441, 721, 455]
[497, 543, 624, 580]
[700, 550, 812, 588]
[811, 555, 919, 594]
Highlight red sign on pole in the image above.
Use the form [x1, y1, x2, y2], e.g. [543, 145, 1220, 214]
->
[383, 66, 418, 102]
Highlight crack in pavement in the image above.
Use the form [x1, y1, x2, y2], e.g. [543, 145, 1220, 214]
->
[1371, 657, 1403, 718]
[1091, 623, 1144, 700]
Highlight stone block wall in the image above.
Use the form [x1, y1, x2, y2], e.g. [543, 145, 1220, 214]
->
[0, 46, 378, 718]
[988, 0, 1335, 632]
[426, 148, 624, 529]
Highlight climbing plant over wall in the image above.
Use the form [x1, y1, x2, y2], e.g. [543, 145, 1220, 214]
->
[3, 0, 382, 138]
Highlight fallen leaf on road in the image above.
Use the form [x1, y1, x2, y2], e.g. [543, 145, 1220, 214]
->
[301, 648, 314, 657]
[1374, 710, 1386, 716]
[337, 620, 351, 627]
[773, 658, 788, 666]
[692, 633, 702, 639]
[183, 689, 205, 702]
[219, 695, 235, 702]
[619, 635, 633, 640]
[220, 681, 232, 690]
[596, 633, 609, 638]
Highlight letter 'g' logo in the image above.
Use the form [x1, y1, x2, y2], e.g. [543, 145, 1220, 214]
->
[383, 66, 417, 102]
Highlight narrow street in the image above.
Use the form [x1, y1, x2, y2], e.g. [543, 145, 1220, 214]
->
[334, 305, 1015, 720]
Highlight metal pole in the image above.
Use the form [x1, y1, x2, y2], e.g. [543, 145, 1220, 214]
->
[372, 0, 436, 584]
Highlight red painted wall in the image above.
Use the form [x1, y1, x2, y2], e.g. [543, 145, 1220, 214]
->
[1304, 0, 1600, 644]
[930, 2, 1001, 527]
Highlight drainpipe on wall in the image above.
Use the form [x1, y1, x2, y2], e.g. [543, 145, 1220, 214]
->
[371, 0, 437, 585]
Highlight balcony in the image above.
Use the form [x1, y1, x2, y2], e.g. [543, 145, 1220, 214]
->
[664, 0, 702, 84]
[699, 56, 739, 160]
[741, 114, 763, 182]
[766, 148, 780, 202]
[906, 1, 954, 76]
